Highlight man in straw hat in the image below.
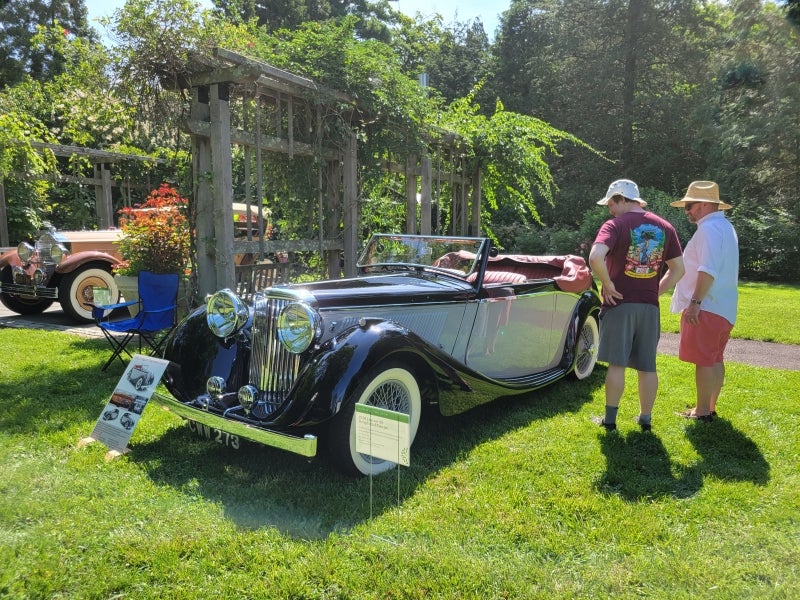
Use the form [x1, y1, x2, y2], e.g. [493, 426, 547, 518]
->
[589, 179, 685, 432]
[670, 181, 739, 422]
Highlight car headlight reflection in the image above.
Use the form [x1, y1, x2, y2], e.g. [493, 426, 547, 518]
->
[277, 302, 320, 354]
[206, 289, 249, 338]
[206, 376, 226, 397]
[49, 243, 66, 263]
[17, 242, 34, 262]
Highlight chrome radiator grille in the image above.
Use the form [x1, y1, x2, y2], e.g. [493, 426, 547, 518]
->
[36, 234, 61, 264]
[249, 294, 301, 414]
[37, 243, 55, 263]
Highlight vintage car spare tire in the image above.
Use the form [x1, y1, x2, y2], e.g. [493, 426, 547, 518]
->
[327, 361, 422, 477]
[58, 265, 119, 323]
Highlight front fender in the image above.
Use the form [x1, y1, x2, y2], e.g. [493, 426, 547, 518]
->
[56, 252, 120, 274]
[162, 305, 252, 402]
[289, 319, 439, 425]
[0, 251, 22, 270]
[560, 289, 601, 368]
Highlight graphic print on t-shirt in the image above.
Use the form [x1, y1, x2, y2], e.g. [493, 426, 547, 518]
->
[625, 224, 666, 278]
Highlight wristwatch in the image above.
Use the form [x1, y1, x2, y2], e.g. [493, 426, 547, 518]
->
[690, 298, 702, 305]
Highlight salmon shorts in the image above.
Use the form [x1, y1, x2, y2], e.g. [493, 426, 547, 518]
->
[679, 310, 733, 367]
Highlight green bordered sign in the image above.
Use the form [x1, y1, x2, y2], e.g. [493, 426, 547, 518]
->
[354, 404, 410, 467]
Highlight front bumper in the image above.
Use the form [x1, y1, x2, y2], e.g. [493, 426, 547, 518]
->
[0, 282, 58, 298]
[151, 392, 318, 458]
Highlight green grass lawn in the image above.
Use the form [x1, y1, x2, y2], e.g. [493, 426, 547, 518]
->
[1, 283, 799, 598]
[660, 281, 800, 344]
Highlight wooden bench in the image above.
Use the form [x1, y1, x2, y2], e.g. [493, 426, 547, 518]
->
[234, 262, 288, 299]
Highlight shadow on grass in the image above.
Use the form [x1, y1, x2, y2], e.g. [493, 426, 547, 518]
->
[0, 335, 126, 434]
[128, 371, 604, 539]
[594, 417, 769, 502]
[684, 417, 770, 485]
[595, 430, 703, 500]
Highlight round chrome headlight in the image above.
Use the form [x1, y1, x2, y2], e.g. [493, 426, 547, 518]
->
[206, 289, 249, 338]
[206, 376, 227, 397]
[17, 242, 34, 262]
[277, 302, 320, 354]
[49, 243, 67, 263]
[238, 385, 257, 414]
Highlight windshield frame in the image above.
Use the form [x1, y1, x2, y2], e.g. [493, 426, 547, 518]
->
[356, 234, 490, 279]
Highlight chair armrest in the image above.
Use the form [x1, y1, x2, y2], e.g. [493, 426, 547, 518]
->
[95, 299, 139, 311]
[91, 299, 139, 321]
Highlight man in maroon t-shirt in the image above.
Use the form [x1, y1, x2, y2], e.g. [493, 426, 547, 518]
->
[589, 179, 684, 431]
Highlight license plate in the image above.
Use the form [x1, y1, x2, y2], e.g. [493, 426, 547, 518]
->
[187, 420, 241, 450]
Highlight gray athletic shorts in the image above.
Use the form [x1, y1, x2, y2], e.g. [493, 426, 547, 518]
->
[597, 303, 660, 372]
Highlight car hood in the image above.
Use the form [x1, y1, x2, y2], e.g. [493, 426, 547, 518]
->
[286, 272, 475, 307]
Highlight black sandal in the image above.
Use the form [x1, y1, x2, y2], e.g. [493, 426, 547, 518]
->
[677, 410, 713, 422]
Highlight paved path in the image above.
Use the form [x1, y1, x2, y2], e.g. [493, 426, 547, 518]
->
[2, 305, 799, 371]
[0, 305, 106, 338]
[658, 332, 800, 371]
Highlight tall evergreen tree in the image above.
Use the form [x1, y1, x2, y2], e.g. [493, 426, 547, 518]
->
[491, 0, 715, 223]
[425, 18, 493, 106]
[211, 0, 398, 39]
[0, 0, 95, 86]
[785, 0, 800, 25]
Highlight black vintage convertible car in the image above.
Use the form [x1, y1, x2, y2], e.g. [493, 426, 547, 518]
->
[153, 234, 601, 476]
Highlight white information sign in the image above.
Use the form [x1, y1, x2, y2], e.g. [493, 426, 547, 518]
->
[354, 403, 410, 467]
[89, 354, 169, 454]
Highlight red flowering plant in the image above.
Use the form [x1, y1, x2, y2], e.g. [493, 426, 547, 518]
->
[115, 183, 191, 276]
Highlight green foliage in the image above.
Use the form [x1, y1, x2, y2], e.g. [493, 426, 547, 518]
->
[0, 29, 133, 149]
[0, 0, 96, 86]
[498, 222, 586, 256]
[439, 94, 603, 235]
[424, 18, 494, 105]
[214, 0, 404, 40]
[0, 111, 59, 240]
[735, 207, 800, 282]
[1, 0, 798, 283]
[115, 183, 191, 275]
[105, 0, 231, 147]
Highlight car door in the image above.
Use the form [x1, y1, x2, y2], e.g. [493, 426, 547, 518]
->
[465, 281, 556, 379]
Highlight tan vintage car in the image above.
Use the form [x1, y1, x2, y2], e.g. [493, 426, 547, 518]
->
[0, 204, 267, 323]
[0, 228, 123, 322]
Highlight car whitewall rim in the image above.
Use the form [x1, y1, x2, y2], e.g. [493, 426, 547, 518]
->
[573, 316, 599, 380]
[348, 366, 421, 476]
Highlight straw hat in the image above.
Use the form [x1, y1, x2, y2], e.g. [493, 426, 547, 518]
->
[671, 181, 732, 210]
[597, 179, 647, 207]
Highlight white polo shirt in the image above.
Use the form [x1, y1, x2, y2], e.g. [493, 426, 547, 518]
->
[671, 211, 739, 325]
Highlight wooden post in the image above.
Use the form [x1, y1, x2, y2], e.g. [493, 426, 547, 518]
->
[325, 159, 342, 278]
[471, 167, 482, 236]
[0, 181, 8, 246]
[342, 130, 359, 277]
[405, 154, 417, 234]
[420, 155, 432, 235]
[94, 163, 114, 229]
[210, 83, 236, 291]
[192, 85, 216, 299]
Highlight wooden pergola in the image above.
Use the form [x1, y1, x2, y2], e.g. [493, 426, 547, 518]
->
[184, 48, 483, 299]
[2, 48, 484, 301]
[0, 143, 166, 247]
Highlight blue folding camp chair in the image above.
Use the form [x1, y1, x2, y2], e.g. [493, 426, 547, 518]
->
[93, 271, 180, 371]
